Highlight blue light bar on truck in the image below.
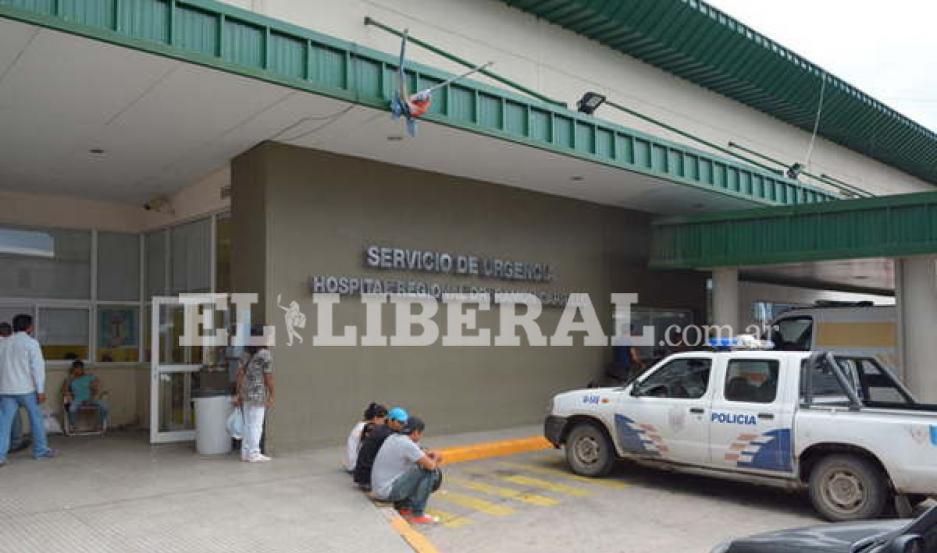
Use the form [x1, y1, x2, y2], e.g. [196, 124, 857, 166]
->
[708, 335, 774, 350]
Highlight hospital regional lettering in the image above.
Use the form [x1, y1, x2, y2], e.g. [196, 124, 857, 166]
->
[365, 245, 554, 283]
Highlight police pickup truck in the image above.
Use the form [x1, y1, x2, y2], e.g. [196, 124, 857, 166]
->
[545, 349, 937, 521]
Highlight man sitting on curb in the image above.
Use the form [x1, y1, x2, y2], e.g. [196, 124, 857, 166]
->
[370, 417, 443, 525]
[353, 407, 408, 490]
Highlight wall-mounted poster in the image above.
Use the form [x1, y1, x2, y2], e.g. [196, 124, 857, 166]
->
[97, 307, 139, 362]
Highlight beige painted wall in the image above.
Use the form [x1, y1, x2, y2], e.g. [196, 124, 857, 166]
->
[232, 143, 706, 451]
[737, 281, 894, 331]
[15, 365, 147, 434]
[222, 0, 932, 197]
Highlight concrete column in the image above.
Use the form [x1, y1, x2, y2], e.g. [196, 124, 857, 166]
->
[896, 255, 937, 403]
[712, 268, 740, 334]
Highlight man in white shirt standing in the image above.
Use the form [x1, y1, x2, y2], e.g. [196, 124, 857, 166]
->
[0, 322, 29, 454]
[370, 417, 443, 524]
[0, 314, 56, 466]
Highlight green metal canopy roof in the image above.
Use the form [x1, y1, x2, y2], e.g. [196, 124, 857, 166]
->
[650, 191, 937, 269]
[501, 0, 937, 185]
[0, 0, 836, 208]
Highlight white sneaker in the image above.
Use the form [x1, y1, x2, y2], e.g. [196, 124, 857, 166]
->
[247, 454, 272, 463]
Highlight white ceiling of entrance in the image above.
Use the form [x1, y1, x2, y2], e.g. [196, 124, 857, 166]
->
[741, 258, 895, 293]
[0, 19, 754, 214]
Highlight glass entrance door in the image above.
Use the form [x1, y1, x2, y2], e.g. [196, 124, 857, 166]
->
[149, 297, 207, 444]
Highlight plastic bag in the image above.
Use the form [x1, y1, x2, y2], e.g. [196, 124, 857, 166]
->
[226, 406, 244, 440]
[43, 406, 63, 435]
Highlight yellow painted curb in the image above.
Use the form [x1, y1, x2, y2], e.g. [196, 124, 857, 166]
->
[437, 436, 552, 465]
[386, 512, 441, 553]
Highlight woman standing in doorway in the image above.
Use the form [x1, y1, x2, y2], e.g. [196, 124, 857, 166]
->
[235, 325, 275, 463]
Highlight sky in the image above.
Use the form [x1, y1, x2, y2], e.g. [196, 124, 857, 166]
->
[706, 0, 937, 132]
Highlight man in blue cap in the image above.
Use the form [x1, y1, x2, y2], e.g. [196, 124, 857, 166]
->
[353, 407, 408, 489]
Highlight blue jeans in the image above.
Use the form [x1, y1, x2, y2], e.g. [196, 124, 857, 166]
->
[68, 400, 109, 427]
[10, 408, 22, 449]
[0, 394, 51, 461]
[387, 466, 442, 516]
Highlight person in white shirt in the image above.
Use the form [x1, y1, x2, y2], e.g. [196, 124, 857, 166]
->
[344, 402, 388, 472]
[0, 314, 56, 465]
[370, 417, 443, 524]
[0, 323, 28, 454]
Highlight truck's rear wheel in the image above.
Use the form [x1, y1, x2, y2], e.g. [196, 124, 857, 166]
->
[565, 423, 614, 477]
[809, 454, 888, 521]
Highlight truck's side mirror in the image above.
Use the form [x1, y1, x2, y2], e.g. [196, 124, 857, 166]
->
[888, 535, 923, 553]
[630, 383, 642, 397]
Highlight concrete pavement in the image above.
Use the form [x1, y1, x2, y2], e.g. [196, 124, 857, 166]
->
[419, 448, 822, 553]
[0, 431, 412, 553]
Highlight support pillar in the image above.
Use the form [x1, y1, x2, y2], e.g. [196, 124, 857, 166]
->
[712, 268, 740, 335]
[896, 255, 937, 403]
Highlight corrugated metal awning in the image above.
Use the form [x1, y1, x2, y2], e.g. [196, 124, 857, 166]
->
[501, 0, 937, 185]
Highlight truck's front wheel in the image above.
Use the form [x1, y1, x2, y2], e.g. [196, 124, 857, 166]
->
[808, 454, 888, 521]
[565, 423, 614, 477]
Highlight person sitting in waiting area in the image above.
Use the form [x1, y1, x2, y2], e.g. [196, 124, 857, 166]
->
[344, 402, 388, 473]
[370, 416, 443, 524]
[63, 361, 108, 428]
[353, 407, 408, 490]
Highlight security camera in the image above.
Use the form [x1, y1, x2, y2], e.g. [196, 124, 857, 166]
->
[142, 196, 174, 215]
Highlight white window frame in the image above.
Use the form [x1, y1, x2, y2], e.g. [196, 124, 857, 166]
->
[0, 211, 228, 366]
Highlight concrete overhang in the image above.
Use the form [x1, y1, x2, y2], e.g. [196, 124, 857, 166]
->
[0, 1, 835, 214]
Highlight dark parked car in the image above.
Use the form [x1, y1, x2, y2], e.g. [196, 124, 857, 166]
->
[712, 506, 935, 553]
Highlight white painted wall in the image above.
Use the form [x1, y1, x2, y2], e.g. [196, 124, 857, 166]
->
[222, 0, 933, 197]
[738, 281, 894, 331]
[0, 166, 230, 233]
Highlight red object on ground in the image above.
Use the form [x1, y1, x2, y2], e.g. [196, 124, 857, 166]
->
[405, 514, 439, 525]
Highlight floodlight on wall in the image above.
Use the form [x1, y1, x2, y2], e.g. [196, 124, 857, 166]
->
[786, 162, 804, 180]
[577, 92, 607, 115]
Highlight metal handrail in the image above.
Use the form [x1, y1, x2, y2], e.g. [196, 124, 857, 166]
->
[601, 99, 786, 177]
[727, 141, 873, 198]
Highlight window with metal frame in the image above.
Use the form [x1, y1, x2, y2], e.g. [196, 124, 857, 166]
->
[724, 359, 779, 403]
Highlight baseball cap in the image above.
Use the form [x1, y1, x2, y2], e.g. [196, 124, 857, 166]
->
[403, 416, 425, 435]
[387, 407, 409, 423]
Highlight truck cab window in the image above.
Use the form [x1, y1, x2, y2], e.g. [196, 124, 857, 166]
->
[724, 360, 779, 403]
[837, 357, 912, 405]
[800, 355, 859, 407]
[771, 317, 813, 351]
[637, 358, 711, 399]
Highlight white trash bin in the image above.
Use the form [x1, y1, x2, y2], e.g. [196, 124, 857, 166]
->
[194, 390, 234, 455]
